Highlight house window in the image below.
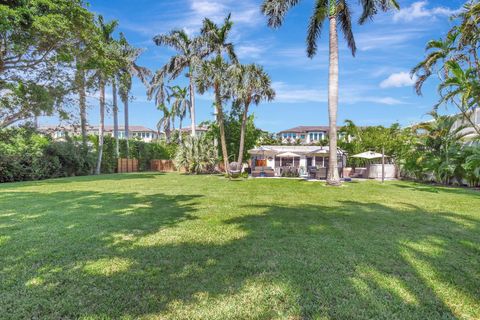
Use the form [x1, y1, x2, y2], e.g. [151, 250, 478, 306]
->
[301, 134, 305, 139]
[293, 134, 297, 139]
[283, 133, 288, 139]
[146, 133, 150, 138]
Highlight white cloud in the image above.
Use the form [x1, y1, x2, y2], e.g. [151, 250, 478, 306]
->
[356, 31, 422, 51]
[380, 72, 416, 88]
[236, 44, 266, 59]
[272, 82, 406, 105]
[393, 1, 461, 22]
[272, 82, 327, 103]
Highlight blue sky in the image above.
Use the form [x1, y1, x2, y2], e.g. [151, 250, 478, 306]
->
[43, 0, 466, 132]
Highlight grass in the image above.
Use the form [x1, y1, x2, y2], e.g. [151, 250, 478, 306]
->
[0, 173, 479, 320]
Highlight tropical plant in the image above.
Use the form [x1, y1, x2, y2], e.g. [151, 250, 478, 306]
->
[157, 103, 174, 144]
[412, 1, 480, 135]
[197, 15, 238, 172]
[261, 0, 399, 185]
[117, 33, 151, 158]
[92, 15, 120, 175]
[168, 86, 190, 142]
[149, 30, 209, 137]
[230, 64, 275, 165]
[174, 136, 217, 174]
[195, 56, 233, 172]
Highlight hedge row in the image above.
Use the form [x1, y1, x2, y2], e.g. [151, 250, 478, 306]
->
[0, 127, 177, 183]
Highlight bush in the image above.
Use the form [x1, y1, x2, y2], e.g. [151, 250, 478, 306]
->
[0, 127, 95, 183]
[174, 136, 217, 174]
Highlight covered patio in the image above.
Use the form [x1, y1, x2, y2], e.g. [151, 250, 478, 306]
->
[249, 145, 347, 179]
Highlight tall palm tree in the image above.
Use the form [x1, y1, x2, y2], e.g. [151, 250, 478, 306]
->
[94, 15, 118, 175]
[231, 64, 275, 165]
[149, 30, 209, 137]
[262, 0, 399, 185]
[168, 85, 190, 142]
[118, 33, 151, 158]
[199, 15, 238, 172]
[196, 56, 232, 172]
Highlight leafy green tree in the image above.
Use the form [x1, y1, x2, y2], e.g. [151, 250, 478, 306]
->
[0, 0, 94, 128]
[262, 0, 399, 185]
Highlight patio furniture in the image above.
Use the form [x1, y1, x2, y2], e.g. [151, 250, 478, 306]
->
[316, 167, 327, 179]
[251, 166, 275, 177]
[228, 162, 242, 178]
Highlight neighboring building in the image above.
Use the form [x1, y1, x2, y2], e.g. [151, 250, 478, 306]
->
[178, 126, 209, 136]
[248, 145, 347, 178]
[278, 126, 344, 144]
[39, 125, 159, 142]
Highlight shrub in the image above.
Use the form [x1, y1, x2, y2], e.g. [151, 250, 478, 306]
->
[0, 127, 95, 183]
[174, 136, 217, 174]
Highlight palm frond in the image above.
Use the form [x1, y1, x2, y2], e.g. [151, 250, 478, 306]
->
[306, 0, 328, 58]
[262, 0, 301, 28]
[337, 0, 356, 57]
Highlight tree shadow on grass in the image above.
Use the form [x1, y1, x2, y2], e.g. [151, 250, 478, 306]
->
[0, 190, 479, 319]
[0, 172, 164, 188]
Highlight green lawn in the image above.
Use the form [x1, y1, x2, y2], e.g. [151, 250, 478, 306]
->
[0, 173, 479, 319]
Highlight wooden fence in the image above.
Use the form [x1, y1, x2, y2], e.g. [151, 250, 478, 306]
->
[150, 159, 178, 172]
[117, 158, 138, 173]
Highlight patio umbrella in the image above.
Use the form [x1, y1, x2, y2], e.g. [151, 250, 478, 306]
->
[276, 152, 301, 167]
[351, 151, 388, 159]
[351, 150, 389, 183]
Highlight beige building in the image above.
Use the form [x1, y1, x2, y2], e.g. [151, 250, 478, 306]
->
[39, 125, 159, 142]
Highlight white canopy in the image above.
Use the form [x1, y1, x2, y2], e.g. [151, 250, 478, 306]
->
[276, 152, 301, 158]
[351, 151, 389, 159]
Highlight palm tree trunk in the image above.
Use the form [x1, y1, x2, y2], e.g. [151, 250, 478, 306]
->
[326, 14, 341, 186]
[215, 83, 229, 173]
[95, 78, 106, 175]
[112, 78, 119, 158]
[76, 67, 88, 145]
[237, 101, 250, 165]
[178, 117, 183, 143]
[123, 96, 130, 159]
[189, 68, 196, 137]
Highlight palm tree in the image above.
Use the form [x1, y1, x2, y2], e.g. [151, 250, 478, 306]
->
[199, 15, 238, 172]
[117, 33, 151, 158]
[94, 15, 118, 175]
[149, 30, 209, 137]
[157, 103, 173, 143]
[168, 85, 190, 142]
[231, 64, 275, 165]
[262, 0, 399, 185]
[196, 56, 232, 172]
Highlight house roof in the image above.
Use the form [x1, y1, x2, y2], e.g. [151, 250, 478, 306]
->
[279, 126, 338, 133]
[249, 145, 346, 155]
[179, 126, 209, 132]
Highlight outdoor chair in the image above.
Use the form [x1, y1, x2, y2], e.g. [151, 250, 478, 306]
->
[228, 162, 242, 179]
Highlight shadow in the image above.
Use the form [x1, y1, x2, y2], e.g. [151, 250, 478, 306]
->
[391, 181, 480, 195]
[0, 185, 479, 319]
[0, 172, 164, 188]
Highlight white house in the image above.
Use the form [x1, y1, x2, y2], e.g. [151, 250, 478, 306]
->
[39, 125, 159, 142]
[248, 145, 347, 178]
